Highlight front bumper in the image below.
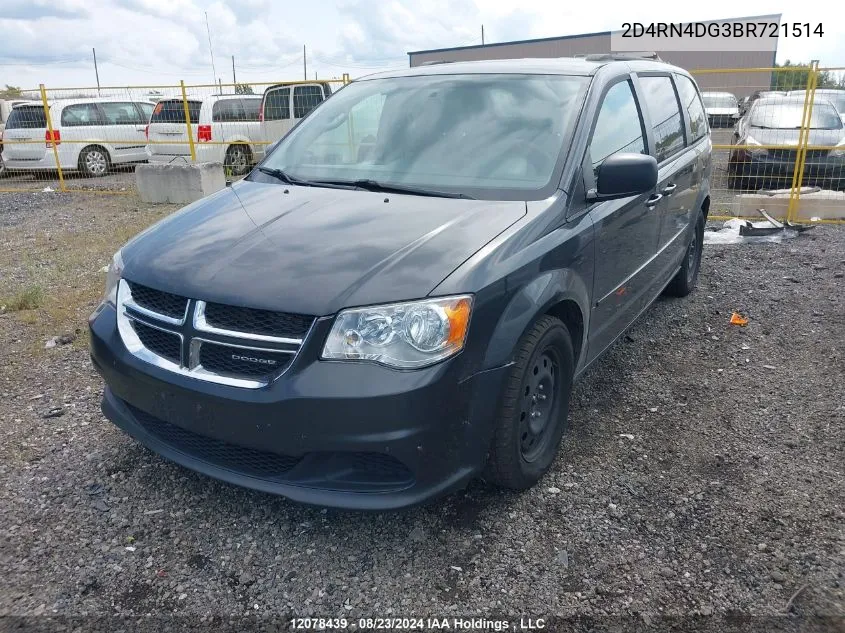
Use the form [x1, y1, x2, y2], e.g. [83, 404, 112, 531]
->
[731, 153, 845, 187]
[89, 304, 507, 510]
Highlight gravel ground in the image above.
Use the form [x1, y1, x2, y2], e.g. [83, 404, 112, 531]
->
[0, 191, 843, 630]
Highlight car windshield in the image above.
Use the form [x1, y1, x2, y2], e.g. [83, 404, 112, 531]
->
[257, 73, 590, 200]
[702, 94, 737, 108]
[750, 101, 843, 129]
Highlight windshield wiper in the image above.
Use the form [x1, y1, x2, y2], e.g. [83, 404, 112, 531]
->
[256, 167, 356, 190]
[311, 178, 475, 199]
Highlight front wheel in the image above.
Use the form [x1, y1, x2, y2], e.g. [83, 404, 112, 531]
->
[484, 316, 574, 490]
[664, 213, 704, 297]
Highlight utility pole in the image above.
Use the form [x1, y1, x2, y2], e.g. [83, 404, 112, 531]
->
[205, 12, 217, 87]
[92, 48, 101, 95]
[232, 55, 236, 85]
[481, 25, 485, 45]
[303, 45, 307, 81]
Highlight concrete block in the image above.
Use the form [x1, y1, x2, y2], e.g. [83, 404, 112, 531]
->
[737, 186, 845, 221]
[135, 162, 226, 204]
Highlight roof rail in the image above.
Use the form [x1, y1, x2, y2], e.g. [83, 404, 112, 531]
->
[577, 52, 663, 62]
[419, 60, 455, 66]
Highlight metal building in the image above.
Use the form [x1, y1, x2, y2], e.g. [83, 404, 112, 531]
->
[408, 15, 780, 97]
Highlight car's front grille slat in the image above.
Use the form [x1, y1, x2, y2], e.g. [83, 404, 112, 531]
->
[203, 302, 314, 338]
[117, 280, 313, 388]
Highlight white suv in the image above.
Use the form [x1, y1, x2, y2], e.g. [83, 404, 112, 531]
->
[146, 94, 263, 176]
[2, 98, 154, 176]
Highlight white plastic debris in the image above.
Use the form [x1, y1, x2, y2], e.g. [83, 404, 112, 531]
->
[41, 186, 55, 192]
[703, 218, 803, 245]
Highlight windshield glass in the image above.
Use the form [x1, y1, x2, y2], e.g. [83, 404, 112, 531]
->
[257, 73, 590, 200]
[750, 102, 843, 129]
[702, 94, 737, 108]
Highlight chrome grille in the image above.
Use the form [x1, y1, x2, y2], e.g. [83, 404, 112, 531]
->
[116, 279, 311, 389]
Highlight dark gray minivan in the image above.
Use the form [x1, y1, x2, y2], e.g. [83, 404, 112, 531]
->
[89, 57, 712, 510]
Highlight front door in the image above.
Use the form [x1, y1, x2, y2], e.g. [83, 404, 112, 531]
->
[587, 78, 663, 361]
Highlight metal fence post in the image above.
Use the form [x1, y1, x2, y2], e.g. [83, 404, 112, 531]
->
[40, 83, 65, 192]
[180, 80, 197, 162]
[786, 61, 819, 223]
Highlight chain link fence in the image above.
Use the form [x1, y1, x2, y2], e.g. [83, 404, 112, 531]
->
[1, 67, 843, 223]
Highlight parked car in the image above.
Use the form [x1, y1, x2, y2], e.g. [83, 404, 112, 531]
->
[1, 98, 37, 173]
[788, 89, 845, 124]
[701, 91, 739, 127]
[90, 57, 711, 510]
[728, 96, 845, 190]
[146, 94, 264, 176]
[2, 98, 155, 176]
[738, 90, 787, 116]
[259, 82, 332, 145]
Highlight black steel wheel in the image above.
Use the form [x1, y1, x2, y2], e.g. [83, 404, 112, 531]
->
[485, 315, 574, 490]
[664, 212, 705, 297]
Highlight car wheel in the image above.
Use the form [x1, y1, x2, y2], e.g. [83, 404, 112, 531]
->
[224, 145, 251, 177]
[79, 146, 110, 177]
[484, 315, 574, 490]
[664, 213, 705, 297]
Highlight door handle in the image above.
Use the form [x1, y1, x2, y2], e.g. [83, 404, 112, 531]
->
[645, 193, 663, 208]
[662, 183, 677, 195]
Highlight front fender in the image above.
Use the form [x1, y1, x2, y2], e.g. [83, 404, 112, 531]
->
[483, 268, 591, 373]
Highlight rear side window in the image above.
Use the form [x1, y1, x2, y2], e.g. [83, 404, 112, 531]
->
[676, 76, 708, 143]
[100, 102, 144, 125]
[589, 80, 646, 174]
[150, 100, 202, 124]
[638, 75, 685, 162]
[263, 88, 290, 120]
[293, 85, 324, 118]
[212, 98, 261, 122]
[5, 105, 46, 129]
[61, 103, 103, 127]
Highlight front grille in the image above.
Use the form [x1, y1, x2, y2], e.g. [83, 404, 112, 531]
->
[131, 321, 181, 364]
[198, 342, 293, 379]
[204, 302, 314, 338]
[127, 281, 188, 320]
[769, 149, 827, 163]
[127, 403, 301, 477]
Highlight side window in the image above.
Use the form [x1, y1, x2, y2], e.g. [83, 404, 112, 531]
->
[136, 102, 154, 122]
[61, 103, 103, 127]
[638, 75, 685, 162]
[212, 99, 242, 123]
[264, 88, 290, 120]
[293, 85, 324, 119]
[100, 102, 143, 125]
[589, 80, 646, 175]
[675, 75, 707, 143]
[242, 98, 261, 121]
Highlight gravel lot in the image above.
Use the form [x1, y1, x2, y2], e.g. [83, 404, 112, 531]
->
[0, 191, 843, 629]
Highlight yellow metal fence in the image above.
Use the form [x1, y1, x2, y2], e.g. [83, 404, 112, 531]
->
[1, 68, 843, 224]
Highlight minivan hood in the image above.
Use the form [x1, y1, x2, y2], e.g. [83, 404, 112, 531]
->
[121, 182, 526, 316]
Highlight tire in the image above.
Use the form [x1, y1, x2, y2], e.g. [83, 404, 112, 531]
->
[78, 146, 110, 177]
[664, 213, 705, 297]
[727, 160, 749, 190]
[224, 144, 252, 177]
[484, 316, 574, 490]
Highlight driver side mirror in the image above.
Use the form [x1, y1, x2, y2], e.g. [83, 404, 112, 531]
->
[587, 153, 658, 202]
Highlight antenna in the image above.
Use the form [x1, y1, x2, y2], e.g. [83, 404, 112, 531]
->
[205, 12, 217, 87]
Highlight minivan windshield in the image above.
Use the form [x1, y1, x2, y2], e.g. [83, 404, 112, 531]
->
[702, 94, 737, 109]
[256, 74, 590, 200]
[750, 101, 843, 130]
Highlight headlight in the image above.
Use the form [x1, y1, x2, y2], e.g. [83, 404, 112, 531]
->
[745, 136, 768, 157]
[321, 295, 473, 368]
[104, 250, 124, 305]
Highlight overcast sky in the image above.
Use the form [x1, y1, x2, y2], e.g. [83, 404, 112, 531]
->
[1, 0, 843, 90]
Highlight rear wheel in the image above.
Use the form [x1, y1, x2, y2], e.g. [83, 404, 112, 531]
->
[484, 316, 574, 490]
[79, 146, 110, 177]
[664, 213, 705, 297]
[224, 144, 251, 177]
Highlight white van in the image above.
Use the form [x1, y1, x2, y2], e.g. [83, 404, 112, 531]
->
[259, 82, 332, 145]
[146, 94, 263, 175]
[2, 98, 154, 176]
